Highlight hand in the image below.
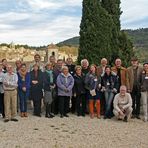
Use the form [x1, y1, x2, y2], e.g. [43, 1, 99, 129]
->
[127, 89, 131, 93]
[22, 87, 26, 92]
[113, 88, 117, 93]
[119, 110, 124, 116]
[73, 93, 76, 97]
[31, 100, 33, 108]
[32, 80, 38, 84]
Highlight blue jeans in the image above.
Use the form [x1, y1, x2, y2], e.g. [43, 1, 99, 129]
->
[104, 90, 114, 118]
[18, 90, 28, 112]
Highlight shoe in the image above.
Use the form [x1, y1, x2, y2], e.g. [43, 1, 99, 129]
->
[60, 114, 63, 118]
[49, 113, 55, 118]
[11, 118, 18, 122]
[104, 116, 107, 119]
[136, 115, 140, 119]
[131, 115, 135, 119]
[90, 114, 94, 119]
[97, 115, 101, 119]
[82, 113, 85, 117]
[24, 112, 28, 117]
[4, 119, 9, 122]
[64, 114, 69, 117]
[123, 116, 128, 122]
[20, 112, 24, 117]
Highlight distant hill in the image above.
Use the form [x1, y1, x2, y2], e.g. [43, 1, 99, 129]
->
[57, 28, 148, 50]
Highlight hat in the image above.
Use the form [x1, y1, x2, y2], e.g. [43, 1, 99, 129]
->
[131, 57, 138, 61]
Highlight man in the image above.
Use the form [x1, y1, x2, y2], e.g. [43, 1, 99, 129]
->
[97, 58, 108, 77]
[3, 65, 18, 122]
[97, 58, 108, 115]
[113, 85, 133, 122]
[30, 54, 44, 72]
[49, 55, 56, 68]
[81, 59, 89, 76]
[127, 57, 143, 119]
[111, 58, 127, 92]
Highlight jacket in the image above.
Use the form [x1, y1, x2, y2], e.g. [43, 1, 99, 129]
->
[56, 73, 74, 97]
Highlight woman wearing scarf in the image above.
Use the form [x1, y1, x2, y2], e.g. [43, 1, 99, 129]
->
[43, 62, 55, 118]
[56, 66, 74, 118]
[18, 63, 30, 117]
[30, 64, 43, 117]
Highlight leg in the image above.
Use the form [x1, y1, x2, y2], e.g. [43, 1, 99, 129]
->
[11, 90, 17, 119]
[58, 96, 64, 117]
[135, 90, 141, 118]
[81, 94, 86, 116]
[125, 107, 133, 121]
[4, 91, 11, 120]
[141, 91, 147, 121]
[96, 99, 100, 118]
[64, 96, 70, 115]
[76, 95, 81, 116]
[89, 99, 94, 118]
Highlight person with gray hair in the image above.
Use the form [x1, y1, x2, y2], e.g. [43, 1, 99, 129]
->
[113, 85, 133, 122]
[56, 66, 74, 118]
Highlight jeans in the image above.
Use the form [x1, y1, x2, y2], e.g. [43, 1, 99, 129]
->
[141, 91, 148, 121]
[104, 90, 114, 118]
[19, 90, 28, 112]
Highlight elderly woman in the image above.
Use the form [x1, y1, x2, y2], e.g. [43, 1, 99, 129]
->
[43, 62, 55, 118]
[18, 63, 30, 117]
[30, 64, 43, 117]
[56, 66, 74, 118]
[101, 66, 118, 119]
[85, 64, 101, 119]
[73, 65, 86, 116]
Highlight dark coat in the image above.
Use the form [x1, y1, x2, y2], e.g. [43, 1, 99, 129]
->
[30, 70, 43, 100]
[73, 74, 86, 96]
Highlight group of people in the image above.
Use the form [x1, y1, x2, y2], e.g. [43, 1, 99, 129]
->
[0, 54, 148, 123]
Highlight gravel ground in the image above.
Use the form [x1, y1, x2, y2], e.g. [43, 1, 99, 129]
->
[0, 112, 148, 148]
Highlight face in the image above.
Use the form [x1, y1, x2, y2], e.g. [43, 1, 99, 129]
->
[2, 59, 7, 67]
[63, 68, 69, 75]
[105, 67, 111, 74]
[131, 60, 138, 67]
[76, 68, 82, 75]
[66, 58, 73, 65]
[82, 61, 88, 68]
[101, 59, 107, 66]
[34, 55, 40, 62]
[115, 59, 122, 67]
[143, 64, 148, 71]
[16, 60, 22, 68]
[57, 60, 63, 68]
[90, 65, 96, 73]
[7, 65, 13, 73]
[120, 87, 127, 96]
[49, 57, 55, 63]
[46, 64, 52, 70]
[21, 65, 26, 71]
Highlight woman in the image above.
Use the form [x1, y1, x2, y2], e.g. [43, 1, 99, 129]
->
[43, 62, 55, 118]
[56, 66, 74, 118]
[101, 66, 118, 119]
[18, 63, 30, 117]
[30, 64, 43, 117]
[139, 62, 148, 122]
[73, 65, 86, 117]
[85, 64, 101, 119]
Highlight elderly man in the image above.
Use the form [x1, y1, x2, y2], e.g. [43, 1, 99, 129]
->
[3, 65, 18, 122]
[111, 58, 127, 92]
[113, 85, 133, 122]
[127, 57, 143, 119]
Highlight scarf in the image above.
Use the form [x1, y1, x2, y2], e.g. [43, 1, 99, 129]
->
[46, 70, 53, 83]
[19, 69, 27, 81]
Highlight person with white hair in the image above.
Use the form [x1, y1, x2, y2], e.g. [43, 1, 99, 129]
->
[81, 59, 89, 76]
[113, 85, 133, 122]
[56, 66, 74, 118]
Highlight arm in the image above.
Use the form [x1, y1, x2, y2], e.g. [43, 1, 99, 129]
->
[56, 75, 67, 90]
[113, 94, 121, 112]
[122, 93, 132, 110]
[67, 76, 74, 91]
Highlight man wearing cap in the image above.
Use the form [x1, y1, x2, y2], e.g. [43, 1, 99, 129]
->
[127, 57, 143, 119]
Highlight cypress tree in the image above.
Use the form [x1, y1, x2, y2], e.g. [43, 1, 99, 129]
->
[78, 0, 114, 64]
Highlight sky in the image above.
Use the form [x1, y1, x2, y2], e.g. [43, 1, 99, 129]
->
[0, 0, 148, 46]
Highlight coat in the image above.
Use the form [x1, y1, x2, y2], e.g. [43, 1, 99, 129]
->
[56, 73, 74, 97]
[139, 71, 148, 92]
[127, 65, 143, 91]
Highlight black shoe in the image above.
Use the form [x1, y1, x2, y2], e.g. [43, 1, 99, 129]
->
[60, 114, 63, 118]
[123, 116, 128, 122]
[4, 119, 9, 122]
[64, 114, 69, 117]
[136, 115, 140, 119]
[82, 113, 85, 117]
[104, 116, 107, 119]
[49, 113, 55, 118]
[11, 118, 18, 122]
